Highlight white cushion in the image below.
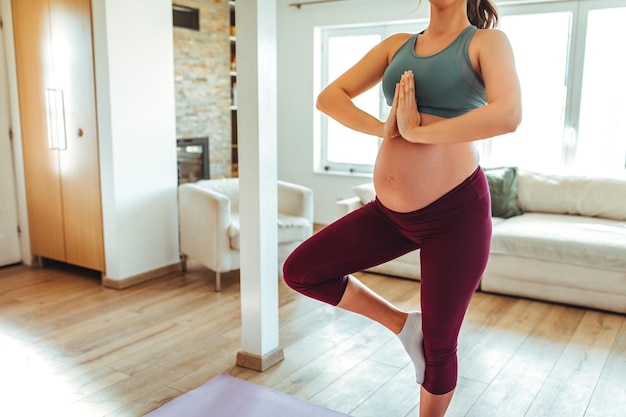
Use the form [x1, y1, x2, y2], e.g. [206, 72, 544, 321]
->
[228, 213, 311, 250]
[491, 213, 626, 272]
[491, 217, 507, 227]
[195, 178, 240, 212]
[517, 171, 626, 220]
[352, 183, 376, 205]
[482, 255, 626, 314]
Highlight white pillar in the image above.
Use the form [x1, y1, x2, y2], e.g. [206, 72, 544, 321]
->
[235, 0, 283, 371]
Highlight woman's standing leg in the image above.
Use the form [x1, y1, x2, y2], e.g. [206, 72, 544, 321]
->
[417, 185, 492, 416]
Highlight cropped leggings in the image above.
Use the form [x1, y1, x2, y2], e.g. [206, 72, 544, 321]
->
[283, 166, 492, 395]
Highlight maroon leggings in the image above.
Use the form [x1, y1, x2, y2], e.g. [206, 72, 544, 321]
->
[283, 166, 492, 395]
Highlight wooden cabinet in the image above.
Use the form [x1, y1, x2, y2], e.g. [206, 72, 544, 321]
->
[12, 0, 104, 271]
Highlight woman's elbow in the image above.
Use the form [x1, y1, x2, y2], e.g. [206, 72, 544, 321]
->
[316, 93, 326, 113]
[502, 103, 522, 134]
[316, 87, 333, 113]
[317, 85, 349, 115]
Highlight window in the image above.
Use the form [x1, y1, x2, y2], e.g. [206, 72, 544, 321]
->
[317, 22, 426, 174]
[575, 5, 626, 177]
[481, 11, 572, 173]
[317, 0, 626, 178]
[325, 31, 382, 171]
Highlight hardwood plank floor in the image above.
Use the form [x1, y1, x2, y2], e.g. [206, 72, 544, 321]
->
[0, 260, 624, 417]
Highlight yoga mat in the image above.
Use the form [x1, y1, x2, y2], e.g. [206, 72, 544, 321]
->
[144, 372, 351, 417]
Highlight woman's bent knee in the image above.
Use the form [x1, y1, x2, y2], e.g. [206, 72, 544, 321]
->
[282, 252, 348, 306]
[282, 255, 307, 293]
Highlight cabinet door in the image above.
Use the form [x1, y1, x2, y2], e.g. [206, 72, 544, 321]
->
[12, 0, 104, 271]
[50, 0, 104, 270]
[12, 0, 66, 262]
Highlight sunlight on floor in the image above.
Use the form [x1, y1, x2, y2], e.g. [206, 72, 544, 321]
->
[0, 333, 111, 417]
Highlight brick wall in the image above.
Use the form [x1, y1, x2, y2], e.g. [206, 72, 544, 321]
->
[173, 0, 232, 178]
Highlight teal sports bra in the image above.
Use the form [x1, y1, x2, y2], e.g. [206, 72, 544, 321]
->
[382, 26, 486, 118]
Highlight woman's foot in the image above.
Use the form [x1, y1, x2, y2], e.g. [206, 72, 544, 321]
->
[397, 311, 425, 383]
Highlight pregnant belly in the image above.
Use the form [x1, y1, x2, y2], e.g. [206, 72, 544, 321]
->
[373, 137, 478, 212]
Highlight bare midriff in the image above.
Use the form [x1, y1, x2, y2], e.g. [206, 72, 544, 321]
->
[373, 113, 479, 213]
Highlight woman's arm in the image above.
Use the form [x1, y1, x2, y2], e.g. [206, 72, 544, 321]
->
[316, 33, 411, 140]
[396, 29, 522, 144]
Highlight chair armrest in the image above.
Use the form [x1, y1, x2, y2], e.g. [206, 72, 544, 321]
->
[178, 183, 233, 271]
[277, 180, 314, 226]
[336, 196, 362, 219]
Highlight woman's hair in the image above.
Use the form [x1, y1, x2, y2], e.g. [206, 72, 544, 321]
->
[467, 0, 499, 29]
[417, 1, 499, 29]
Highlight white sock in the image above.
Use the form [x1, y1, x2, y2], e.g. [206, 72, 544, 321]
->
[397, 311, 425, 384]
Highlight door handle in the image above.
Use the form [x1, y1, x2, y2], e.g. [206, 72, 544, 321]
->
[45, 89, 67, 151]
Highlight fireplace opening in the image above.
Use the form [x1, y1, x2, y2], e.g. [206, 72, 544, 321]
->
[177, 137, 209, 184]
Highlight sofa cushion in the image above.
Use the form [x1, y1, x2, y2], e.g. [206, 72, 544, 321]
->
[228, 214, 311, 250]
[482, 255, 626, 314]
[352, 183, 376, 205]
[483, 166, 523, 218]
[491, 213, 626, 272]
[517, 171, 626, 221]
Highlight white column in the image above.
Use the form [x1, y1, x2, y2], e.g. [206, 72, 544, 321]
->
[235, 0, 283, 371]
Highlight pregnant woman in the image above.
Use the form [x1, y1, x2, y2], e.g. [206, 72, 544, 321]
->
[283, 1, 521, 415]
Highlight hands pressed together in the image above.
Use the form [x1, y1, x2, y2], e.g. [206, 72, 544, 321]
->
[383, 70, 421, 141]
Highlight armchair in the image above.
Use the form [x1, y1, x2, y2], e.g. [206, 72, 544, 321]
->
[178, 178, 313, 291]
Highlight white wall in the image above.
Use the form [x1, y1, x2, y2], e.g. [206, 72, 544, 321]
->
[92, 0, 179, 283]
[1, 0, 31, 263]
[276, 0, 430, 224]
[0, 2, 21, 266]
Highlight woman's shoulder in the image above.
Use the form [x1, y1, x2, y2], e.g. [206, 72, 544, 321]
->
[382, 32, 415, 60]
[472, 28, 512, 46]
[470, 28, 517, 79]
[384, 32, 415, 46]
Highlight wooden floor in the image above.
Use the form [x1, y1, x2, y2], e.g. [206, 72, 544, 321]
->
[0, 260, 625, 417]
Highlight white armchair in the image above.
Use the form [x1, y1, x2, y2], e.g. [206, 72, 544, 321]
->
[178, 178, 313, 291]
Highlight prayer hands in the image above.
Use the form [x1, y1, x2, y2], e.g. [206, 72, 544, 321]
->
[383, 85, 401, 140]
[396, 70, 421, 137]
